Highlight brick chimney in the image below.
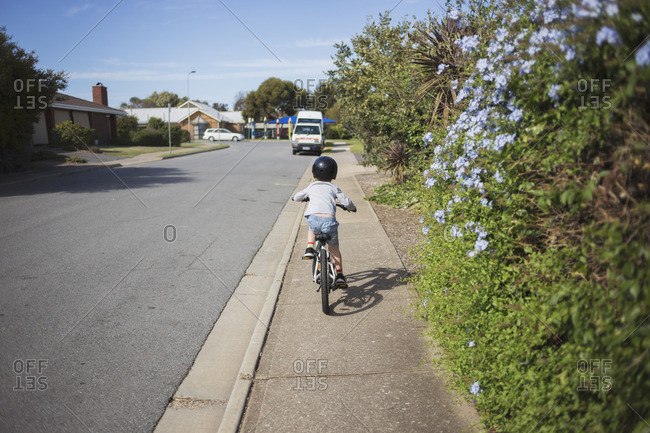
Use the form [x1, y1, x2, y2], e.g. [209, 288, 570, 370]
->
[92, 83, 108, 106]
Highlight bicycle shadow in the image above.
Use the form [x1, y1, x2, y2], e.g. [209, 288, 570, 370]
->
[328, 267, 408, 316]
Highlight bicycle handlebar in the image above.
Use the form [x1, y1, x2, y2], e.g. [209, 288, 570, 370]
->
[336, 203, 356, 213]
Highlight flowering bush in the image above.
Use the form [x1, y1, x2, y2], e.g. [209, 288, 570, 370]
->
[412, 0, 649, 431]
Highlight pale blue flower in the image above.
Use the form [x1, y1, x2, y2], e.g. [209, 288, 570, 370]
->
[434, 209, 446, 224]
[475, 239, 489, 252]
[548, 84, 561, 101]
[476, 58, 490, 72]
[450, 224, 463, 238]
[423, 132, 434, 145]
[495, 27, 509, 42]
[457, 35, 480, 53]
[635, 40, 650, 67]
[437, 63, 449, 74]
[422, 225, 430, 235]
[605, 2, 619, 17]
[544, 9, 559, 24]
[470, 381, 482, 395]
[631, 13, 642, 23]
[564, 46, 576, 61]
[425, 177, 437, 188]
[596, 26, 621, 46]
[494, 170, 504, 183]
[508, 108, 523, 123]
[493, 133, 516, 152]
[527, 45, 541, 56]
[468, 340, 475, 347]
[451, 79, 459, 90]
[518, 59, 536, 75]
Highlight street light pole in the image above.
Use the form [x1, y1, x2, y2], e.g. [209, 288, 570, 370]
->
[187, 70, 196, 142]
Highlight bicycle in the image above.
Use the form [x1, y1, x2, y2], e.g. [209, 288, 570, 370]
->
[307, 203, 355, 315]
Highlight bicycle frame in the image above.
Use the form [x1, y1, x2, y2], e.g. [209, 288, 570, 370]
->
[312, 240, 336, 287]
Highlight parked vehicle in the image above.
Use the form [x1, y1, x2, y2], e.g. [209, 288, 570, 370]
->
[292, 111, 325, 155]
[203, 128, 244, 141]
[295, 110, 324, 130]
[291, 123, 325, 155]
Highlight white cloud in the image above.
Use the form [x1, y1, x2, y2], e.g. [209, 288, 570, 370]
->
[65, 3, 92, 16]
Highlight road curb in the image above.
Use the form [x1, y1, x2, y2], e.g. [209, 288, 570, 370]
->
[216, 163, 312, 433]
[160, 145, 229, 160]
[216, 194, 305, 433]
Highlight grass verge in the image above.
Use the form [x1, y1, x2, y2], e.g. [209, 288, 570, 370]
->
[99, 142, 202, 158]
[161, 144, 228, 159]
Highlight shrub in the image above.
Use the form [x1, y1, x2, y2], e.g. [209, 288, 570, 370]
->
[147, 116, 166, 130]
[168, 125, 189, 147]
[324, 124, 352, 139]
[51, 120, 97, 150]
[411, 1, 650, 432]
[130, 128, 165, 147]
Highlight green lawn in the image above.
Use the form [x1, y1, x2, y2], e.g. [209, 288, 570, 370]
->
[99, 142, 201, 158]
[323, 138, 364, 154]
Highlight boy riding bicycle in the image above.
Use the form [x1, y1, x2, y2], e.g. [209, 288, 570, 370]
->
[293, 156, 356, 288]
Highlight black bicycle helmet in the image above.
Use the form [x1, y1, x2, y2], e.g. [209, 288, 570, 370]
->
[312, 156, 338, 181]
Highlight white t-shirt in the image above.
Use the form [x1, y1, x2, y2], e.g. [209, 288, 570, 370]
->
[293, 181, 356, 216]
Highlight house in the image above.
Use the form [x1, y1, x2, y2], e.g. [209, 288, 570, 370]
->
[32, 84, 125, 146]
[127, 101, 245, 140]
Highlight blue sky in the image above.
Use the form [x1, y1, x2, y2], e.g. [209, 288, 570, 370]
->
[1, 0, 445, 110]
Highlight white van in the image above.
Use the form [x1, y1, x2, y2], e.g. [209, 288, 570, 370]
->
[291, 111, 325, 155]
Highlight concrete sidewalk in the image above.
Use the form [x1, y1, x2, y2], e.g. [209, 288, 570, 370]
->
[237, 149, 482, 432]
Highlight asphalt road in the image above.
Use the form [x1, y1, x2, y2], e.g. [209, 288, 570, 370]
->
[0, 140, 312, 432]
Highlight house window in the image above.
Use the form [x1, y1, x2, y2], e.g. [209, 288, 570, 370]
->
[194, 124, 208, 139]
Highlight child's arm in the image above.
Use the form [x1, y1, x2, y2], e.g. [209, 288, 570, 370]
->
[334, 186, 356, 212]
[293, 186, 309, 202]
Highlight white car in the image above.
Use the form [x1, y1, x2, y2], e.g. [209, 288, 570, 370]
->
[203, 128, 244, 141]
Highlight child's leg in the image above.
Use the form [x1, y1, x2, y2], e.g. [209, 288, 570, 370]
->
[307, 229, 316, 245]
[328, 244, 343, 272]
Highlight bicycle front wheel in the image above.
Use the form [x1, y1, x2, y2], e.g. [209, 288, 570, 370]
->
[320, 249, 330, 315]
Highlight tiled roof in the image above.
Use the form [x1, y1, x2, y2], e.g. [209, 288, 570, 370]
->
[51, 93, 126, 116]
[128, 102, 245, 125]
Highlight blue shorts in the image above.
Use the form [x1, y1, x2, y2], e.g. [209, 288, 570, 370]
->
[305, 215, 339, 246]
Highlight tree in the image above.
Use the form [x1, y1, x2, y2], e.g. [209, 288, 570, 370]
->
[241, 78, 301, 121]
[233, 91, 247, 111]
[124, 91, 184, 108]
[212, 102, 228, 111]
[0, 27, 67, 171]
[313, 80, 337, 112]
[328, 13, 431, 167]
[129, 96, 143, 108]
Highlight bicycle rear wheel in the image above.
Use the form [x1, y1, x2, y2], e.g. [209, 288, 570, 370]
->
[320, 249, 330, 315]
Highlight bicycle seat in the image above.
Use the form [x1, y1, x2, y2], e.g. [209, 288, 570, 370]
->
[315, 233, 331, 242]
